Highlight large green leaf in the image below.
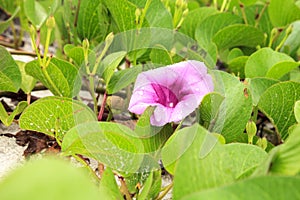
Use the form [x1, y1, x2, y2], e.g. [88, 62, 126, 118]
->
[23, 0, 59, 29]
[281, 21, 300, 58]
[107, 65, 142, 94]
[258, 81, 300, 139]
[77, 0, 109, 42]
[268, 0, 300, 27]
[99, 168, 123, 200]
[213, 24, 265, 50]
[17, 61, 36, 94]
[0, 158, 101, 200]
[25, 58, 81, 97]
[209, 71, 253, 142]
[245, 47, 295, 79]
[19, 96, 96, 139]
[162, 124, 267, 199]
[195, 13, 242, 64]
[195, 13, 242, 48]
[0, 45, 21, 92]
[181, 176, 300, 200]
[180, 7, 218, 39]
[131, 0, 173, 28]
[104, 0, 137, 32]
[61, 121, 144, 173]
[97, 51, 127, 84]
[247, 77, 279, 106]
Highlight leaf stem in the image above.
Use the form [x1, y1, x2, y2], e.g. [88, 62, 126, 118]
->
[98, 90, 107, 121]
[42, 28, 52, 67]
[239, 2, 248, 25]
[254, 1, 269, 28]
[119, 176, 132, 200]
[220, 0, 228, 12]
[88, 75, 98, 114]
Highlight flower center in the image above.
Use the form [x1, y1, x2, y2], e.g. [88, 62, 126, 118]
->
[151, 83, 179, 108]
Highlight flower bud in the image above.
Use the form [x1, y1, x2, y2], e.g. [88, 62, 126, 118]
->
[82, 38, 89, 50]
[256, 137, 267, 150]
[46, 16, 56, 30]
[246, 120, 257, 144]
[105, 32, 114, 48]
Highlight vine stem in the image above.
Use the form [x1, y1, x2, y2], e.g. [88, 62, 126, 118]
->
[98, 90, 107, 121]
[88, 75, 98, 114]
[156, 182, 173, 200]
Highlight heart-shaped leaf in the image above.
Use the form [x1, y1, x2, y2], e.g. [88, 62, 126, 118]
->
[77, 0, 109, 42]
[25, 58, 81, 97]
[258, 81, 300, 139]
[61, 121, 144, 173]
[268, 0, 300, 27]
[209, 71, 253, 142]
[0, 45, 21, 92]
[19, 96, 96, 139]
[213, 24, 265, 50]
[162, 124, 267, 199]
[245, 47, 295, 79]
[247, 77, 279, 106]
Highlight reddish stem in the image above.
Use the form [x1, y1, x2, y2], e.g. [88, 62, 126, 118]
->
[97, 91, 107, 121]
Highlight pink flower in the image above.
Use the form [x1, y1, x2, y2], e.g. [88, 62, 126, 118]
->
[128, 60, 214, 126]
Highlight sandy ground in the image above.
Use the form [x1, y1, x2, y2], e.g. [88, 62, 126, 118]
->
[0, 123, 26, 180]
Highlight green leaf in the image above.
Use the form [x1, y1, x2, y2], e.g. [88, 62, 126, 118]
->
[107, 65, 142, 94]
[195, 13, 242, 48]
[19, 96, 96, 139]
[16, 61, 36, 94]
[228, 56, 248, 79]
[97, 51, 127, 84]
[247, 77, 279, 106]
[181, 176, 300, 200]
[210, 71, 253, 142]
[245, 47, 294, 79]
[295, 101, 300, 123]
[135, 106, 173, 153]
[77, 0, 109, 42]
[104, 0, 137, 32]
[99, 168, 123, 200]
[150, 45, 173, 65]
[281, 21, 300, 57]
[138, 170, 161, 200]
[142, 0, 173, 28]
[198, 92, 224, 129]
[0, 101, 27, 127]
[0, 45, 21, 92]
[0, 6, 19, 34]
[266, 61, 299, 79]
[195, 13, 242, 65]
[61, 121, 144, 173]
[161, 125, 199, 175]
[268, 0, 300, 27]
[213, 24, 265, 50]
[258, 81, 300, 139]
[25, 58, 81, 97]
[23, 0, 59, 29]
[180, 7, 218, 39]
[0, 158, 101, 200]
[165, 124, 267, 199]
[63, 44, 96, 69]
[269, 125, 300, 175]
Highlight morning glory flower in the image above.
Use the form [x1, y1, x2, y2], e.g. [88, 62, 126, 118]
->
[128, 60, 214, 126]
